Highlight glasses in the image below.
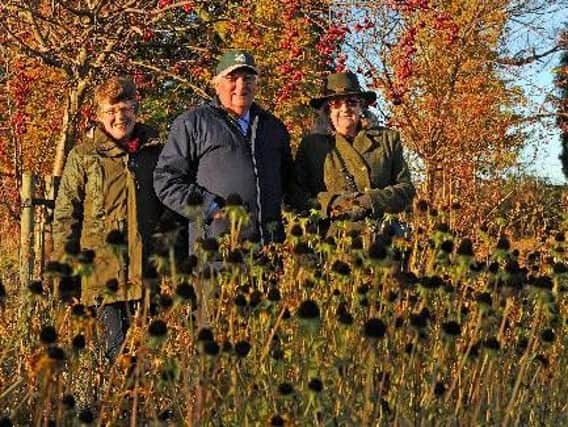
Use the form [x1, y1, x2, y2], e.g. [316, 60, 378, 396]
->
[100, 103, 137, 117]
[223, 73, 257, 84]
[328, 97, 362, 109]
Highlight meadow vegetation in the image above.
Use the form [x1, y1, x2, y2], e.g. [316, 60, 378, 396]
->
[1, 193, 568, 425]
[1, 1, 567, 425]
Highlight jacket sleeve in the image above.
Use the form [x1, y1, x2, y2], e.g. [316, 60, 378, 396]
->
[153, 115, 221, 219]
[291, 136, 347, 217]
[280, 126, 296, 208]
[366, 131, 416, 214]
[52, 147, 86, 259]
[289, 137, 319, 213]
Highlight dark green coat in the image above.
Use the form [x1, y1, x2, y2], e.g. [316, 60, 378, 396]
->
[53, 124, 164, 306]
[292, 126, 415, 218]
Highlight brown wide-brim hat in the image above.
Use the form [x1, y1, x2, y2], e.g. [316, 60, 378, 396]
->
[310, 71, 377, 109]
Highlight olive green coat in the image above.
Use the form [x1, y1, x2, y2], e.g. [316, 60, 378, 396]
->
[53, 124, 164, 306]
[292, 126, 415, 217]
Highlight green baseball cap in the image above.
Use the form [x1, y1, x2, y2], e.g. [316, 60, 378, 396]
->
[310, 71, 376, 109]
[215, 50, 258, 78]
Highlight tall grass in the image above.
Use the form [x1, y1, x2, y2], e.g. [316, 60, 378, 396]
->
[1, 201, 568, 426]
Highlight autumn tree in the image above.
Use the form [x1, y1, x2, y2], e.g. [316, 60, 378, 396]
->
[330, 0, 564, 229]
[221, 0, 332, 139]
[0, 0, 335, 240]
[0, 1, 231, 179]
[557, 30, 568, 179]
[0, 51, 66, 224]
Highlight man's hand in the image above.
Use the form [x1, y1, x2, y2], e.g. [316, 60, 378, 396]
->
[212, 210, 225, 221]
[205, 200, 225, 223]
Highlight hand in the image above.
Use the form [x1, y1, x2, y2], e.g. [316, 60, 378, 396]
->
[329, 193, 358, 218]
[212, 210, 225, 221]
[331, 193, 374, 221]
[353, 193, 374, 211]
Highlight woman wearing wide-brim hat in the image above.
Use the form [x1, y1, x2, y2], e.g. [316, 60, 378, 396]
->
[292, 71, 415, 228]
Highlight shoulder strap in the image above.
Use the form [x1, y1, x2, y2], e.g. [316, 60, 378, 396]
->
[333, 146, 359, 193]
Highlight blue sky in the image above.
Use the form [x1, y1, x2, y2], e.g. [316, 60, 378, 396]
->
[334, 2, 568, 184]
[504, 4, 567, 184]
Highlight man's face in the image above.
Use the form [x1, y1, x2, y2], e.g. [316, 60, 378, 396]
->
[214, 69, 258, 117]
[97, 99, 137, 141]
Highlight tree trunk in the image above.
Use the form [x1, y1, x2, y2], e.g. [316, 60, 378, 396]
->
[425, 161, 437, 203]
[51, 78, 88, 178]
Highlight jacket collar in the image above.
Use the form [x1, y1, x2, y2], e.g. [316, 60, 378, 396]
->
[331, 127, 384, 155]
[352, 130, 375, 154]
[210, 98, 262, 120]
[94, 123, 160, 157]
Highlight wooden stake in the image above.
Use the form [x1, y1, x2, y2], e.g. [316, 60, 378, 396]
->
[19, 172, 34, 287]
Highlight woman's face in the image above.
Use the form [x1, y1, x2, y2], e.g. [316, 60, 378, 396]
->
[328, 96, 363, 138]
[97, 99, 137, 141]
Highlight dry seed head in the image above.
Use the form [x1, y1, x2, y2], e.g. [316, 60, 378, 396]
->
[40, 325, 58, 345]
[363, 318, 386, 339]
[235, 340, 252, 357]
[308, 377, 323, 393]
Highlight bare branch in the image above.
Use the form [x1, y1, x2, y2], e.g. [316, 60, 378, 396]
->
[23, 3, 50, 51]
[0, 20, 68, 72]
[498, 44, 561, 66]
[91, 27, 134, 72]
[129, 59, 212, 100]
[57, 0, 93, 18]
[519, 111, 568, 121]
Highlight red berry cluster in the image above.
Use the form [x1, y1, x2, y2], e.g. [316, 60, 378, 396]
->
[387, 0, 429, 12]
[384, 2, 460, 105]
[353, 17, 374, 33]
[9, 63, 37, 137]
[132, 70, 148, 89]
[432, 11, 459, 45]
[279, 1, 303, 61]
[274, 1, 307, 104]
[389, 25, 418, 103]
[183, 2, 193, 13]
[316, 24, 349, 58]
[335, 52, 348, 72]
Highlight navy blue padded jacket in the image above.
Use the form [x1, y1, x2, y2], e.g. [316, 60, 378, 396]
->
[153, 100, 292, 251]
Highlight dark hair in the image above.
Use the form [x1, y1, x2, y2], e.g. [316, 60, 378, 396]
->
[311, 105, 334, 135]
[311, 103, 374, 136]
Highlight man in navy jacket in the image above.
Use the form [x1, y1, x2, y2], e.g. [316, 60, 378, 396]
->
[153, 50, 293, 251]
